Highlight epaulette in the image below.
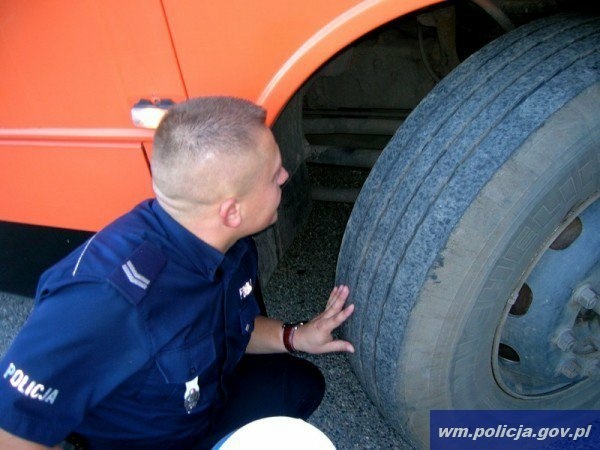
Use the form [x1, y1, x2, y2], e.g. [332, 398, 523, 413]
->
[108, 241, 167, 305]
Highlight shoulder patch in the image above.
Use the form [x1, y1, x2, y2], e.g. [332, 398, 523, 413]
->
[108, 241, 167, 305]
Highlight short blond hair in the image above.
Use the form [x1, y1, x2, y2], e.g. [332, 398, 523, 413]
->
[151, 97, 267, 205]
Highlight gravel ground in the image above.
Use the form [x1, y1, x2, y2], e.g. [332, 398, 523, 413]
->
[263, 201, 408, 449]
[0, 201, 408, 449]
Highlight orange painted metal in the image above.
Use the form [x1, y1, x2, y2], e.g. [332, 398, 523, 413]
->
[0, 0, 183, 230]
[0, 0, 441, 231]
[0, 0, 186, 128]
[165, 0, 442, 123]
[0, 141, 153, 231]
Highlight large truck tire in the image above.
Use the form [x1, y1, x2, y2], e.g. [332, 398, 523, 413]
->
[336, 14, 600, 448]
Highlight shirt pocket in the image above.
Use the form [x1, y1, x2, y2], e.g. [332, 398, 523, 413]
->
[136, 335, 219, 412]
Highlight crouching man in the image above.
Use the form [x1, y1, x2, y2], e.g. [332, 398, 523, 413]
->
[0, 97, 354, 450]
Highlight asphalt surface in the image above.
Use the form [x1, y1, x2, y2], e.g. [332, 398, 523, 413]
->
[0, 201, 407, 449]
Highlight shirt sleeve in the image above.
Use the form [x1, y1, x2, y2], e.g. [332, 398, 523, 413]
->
[0, 280, 152, 446]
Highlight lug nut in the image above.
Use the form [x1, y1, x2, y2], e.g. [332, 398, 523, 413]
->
[554, 329, 576, 352]
[558, 358, 581, 379]
[582, 360, 600, 378]
[575, 285, 599, 311]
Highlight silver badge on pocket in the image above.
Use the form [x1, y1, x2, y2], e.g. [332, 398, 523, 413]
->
[184, 376, 200, 414]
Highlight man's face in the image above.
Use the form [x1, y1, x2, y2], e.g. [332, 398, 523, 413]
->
[240, 127, 289, 235]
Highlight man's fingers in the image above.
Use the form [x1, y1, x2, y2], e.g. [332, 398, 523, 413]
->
[325, 285, 349, 309]
[333, 302, 354, 325]
[324, 286, 350, 317]
[322, 339, 355, 354]
[297, 285, 355, 355]
[324, 300, 354, 325]
[325, 288, 339, 309]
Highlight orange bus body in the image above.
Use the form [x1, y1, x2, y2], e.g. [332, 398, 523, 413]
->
[0, 0, 441, 231]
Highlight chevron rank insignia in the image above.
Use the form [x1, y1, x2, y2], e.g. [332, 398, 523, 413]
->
[109, 241, 166, 305]
[122, 260, 150, 289]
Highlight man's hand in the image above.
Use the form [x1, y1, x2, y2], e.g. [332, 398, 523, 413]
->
[0, 428, 61, 450]
[246, 285, 354, 354]
[293, 285, 355, 354]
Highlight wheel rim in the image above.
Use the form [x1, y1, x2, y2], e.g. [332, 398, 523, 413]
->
[493, 194, 600, 398]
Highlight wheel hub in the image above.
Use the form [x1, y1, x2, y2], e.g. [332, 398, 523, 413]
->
[494, 196, 600, 397]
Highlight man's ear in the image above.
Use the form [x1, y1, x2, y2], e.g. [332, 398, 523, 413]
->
[219, 198, 242, 228]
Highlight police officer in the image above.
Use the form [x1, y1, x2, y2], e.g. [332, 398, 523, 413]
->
[0, 97, 355, 450]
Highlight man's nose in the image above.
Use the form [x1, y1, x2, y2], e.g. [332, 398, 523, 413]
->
[279, 168, 290, 186]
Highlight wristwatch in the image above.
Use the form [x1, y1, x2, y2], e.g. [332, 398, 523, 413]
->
[282, 321, 306, 353]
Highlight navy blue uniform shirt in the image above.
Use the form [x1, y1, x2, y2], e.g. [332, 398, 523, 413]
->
[0, 200, 261, 449]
